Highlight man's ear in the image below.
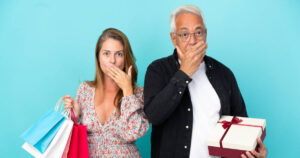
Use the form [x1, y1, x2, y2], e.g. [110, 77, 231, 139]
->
[170, 32, 177, 47]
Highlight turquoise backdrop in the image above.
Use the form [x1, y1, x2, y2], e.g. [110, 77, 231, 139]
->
[1, 0, 299, 157]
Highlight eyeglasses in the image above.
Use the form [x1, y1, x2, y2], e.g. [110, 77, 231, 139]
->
[175, 28, 207, 42]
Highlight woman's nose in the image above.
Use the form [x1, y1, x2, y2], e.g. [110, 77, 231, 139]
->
[109, 55, 116, 63]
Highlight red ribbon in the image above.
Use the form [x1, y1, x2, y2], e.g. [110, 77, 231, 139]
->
[217, 116, 263, 149]
[219, 116, 242, 129]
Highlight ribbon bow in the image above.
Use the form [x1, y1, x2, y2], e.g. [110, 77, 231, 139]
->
[218, 116, 243, 149]
[217, 116, 264, 150]
[219, 116, 243, 129]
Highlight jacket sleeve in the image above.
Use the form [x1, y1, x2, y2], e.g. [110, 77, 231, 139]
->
[118, 86, 149, 141]
[144, 64, 192, 125]
[229, 71, 248, 117]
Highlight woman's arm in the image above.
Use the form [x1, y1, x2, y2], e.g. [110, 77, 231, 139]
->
[63, 83, 84, 122]
[118, 87, 149, 141]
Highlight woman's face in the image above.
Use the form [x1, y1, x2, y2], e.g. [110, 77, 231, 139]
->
[99, 38, 125, 76]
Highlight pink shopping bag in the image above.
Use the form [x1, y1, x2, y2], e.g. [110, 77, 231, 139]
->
[67, 109, 89, 158]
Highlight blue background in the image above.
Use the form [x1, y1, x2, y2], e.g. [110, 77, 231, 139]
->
[1, 0, 299, 157]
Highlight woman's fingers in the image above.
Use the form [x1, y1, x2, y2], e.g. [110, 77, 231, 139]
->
[64, 98, 73, 104]
[127, 65, 132, 77]
[108, 66, 118, 76]
[107, 65, 133, 92]
[108, 67, 120, 79]
[65, 105, 73, 109]
[63, 95, 71, 99]
[108, 69, 118, 81]
[110, 65, 124, 77]
[65, 102, 74, 109]
[108, 65, 126, 81]
[63, 95, 74, 109]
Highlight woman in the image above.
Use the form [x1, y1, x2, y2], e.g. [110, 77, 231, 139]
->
[63, 28, 149, 157]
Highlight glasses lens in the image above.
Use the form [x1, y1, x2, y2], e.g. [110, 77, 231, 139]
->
[195, 31, 203, 39]
[180, 33, 189, 41]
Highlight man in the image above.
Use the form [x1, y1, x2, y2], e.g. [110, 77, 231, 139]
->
[144, 5, 267, 158]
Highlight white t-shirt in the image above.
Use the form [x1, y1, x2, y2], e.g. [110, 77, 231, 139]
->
[188, 62, 221, 158]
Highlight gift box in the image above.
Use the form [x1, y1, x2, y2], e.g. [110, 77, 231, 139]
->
[206, 115, 266, 158]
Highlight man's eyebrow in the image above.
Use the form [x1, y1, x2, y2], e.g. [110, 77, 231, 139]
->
[195, 26, 204, 30]
[179, 27, 188, 30]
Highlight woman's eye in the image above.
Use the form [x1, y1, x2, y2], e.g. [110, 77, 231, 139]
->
[103, 52, 109, 56]
[117, 52, 123, 56]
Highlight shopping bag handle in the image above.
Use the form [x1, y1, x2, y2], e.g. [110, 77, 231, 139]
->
[54, 97, 64, 112]
[70, 108, 78, 124]
[54, 97, 71, 118]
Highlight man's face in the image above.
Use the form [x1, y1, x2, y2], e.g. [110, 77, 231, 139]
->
[170, 13, 207, 54]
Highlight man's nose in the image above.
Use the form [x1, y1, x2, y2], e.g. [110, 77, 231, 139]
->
[188, 33, 197, 45]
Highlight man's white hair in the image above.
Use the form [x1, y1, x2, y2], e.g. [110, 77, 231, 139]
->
[170, 5, 205, 32]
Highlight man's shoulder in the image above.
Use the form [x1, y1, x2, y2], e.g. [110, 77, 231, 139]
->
[147, 54, 175, 70]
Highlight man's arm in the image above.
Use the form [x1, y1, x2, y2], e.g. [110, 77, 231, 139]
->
[229, 70, 248, 117]
[144, 64, 192, 125]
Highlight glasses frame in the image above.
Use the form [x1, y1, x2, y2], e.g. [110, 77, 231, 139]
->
[174, 28, 207, 42]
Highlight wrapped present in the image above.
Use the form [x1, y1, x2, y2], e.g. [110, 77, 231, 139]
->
[206, 115, 266, 158]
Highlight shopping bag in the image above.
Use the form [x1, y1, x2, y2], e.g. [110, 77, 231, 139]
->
[20, 98, 66, 153]
[68, 109, 89, 158]
[61, 128, 73, 158]
[22, 114, 74, 158]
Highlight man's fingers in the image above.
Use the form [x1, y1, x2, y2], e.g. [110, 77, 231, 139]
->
[176, 45, 184, 59]
[246, 151, 255, 158]
[241, 154, 247, 158]
[256, 137, 267, 157]
[257, 137, 266, 151]
[257, 137, 263, 146]
[197, 42, 208, 54]
[188, 42, 207, 58]
[250, 149, 259, 157]
[188, 40, 202, 52]
[189, 40, 205, 52]
[193, 44, 207, 60]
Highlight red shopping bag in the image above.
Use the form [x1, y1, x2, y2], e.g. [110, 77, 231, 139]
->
[67, 109, 89, 158]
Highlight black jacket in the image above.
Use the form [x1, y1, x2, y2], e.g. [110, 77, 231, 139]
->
[144, 49, 248, 158]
